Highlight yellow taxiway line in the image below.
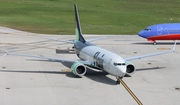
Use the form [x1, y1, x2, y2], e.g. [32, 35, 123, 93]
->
[119, 78, 143, 105]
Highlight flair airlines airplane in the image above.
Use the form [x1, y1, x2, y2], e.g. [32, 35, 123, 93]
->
[4, 4, 176, 84]
[138, 23, 180, 44]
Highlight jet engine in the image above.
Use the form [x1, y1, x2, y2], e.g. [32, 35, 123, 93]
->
[126, 62, 136, 75]
[71, 62, 87, 76]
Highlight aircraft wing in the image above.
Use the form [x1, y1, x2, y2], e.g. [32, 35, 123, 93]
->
[45, 38, 74, 44]
[0, 53, 7, 58]
[125, 41, 176, 61]
[6, 52, 92, 65]
[46, 36, 107, 43]
[86, 36, 107, 42]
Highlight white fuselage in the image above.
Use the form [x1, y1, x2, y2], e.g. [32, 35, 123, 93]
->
[77, 45, 127, 77]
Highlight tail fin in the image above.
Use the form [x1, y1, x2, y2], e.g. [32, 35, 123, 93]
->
[74, 4, 86, 43]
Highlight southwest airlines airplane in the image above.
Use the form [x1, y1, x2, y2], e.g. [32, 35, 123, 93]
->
[138, 23, 180, 44]
[3, 4, 176, 84]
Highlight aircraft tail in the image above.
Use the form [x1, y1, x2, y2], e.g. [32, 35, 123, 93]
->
[74, 4, 86, 43]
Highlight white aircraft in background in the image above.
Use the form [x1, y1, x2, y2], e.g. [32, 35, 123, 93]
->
[3, 4, 176, 84]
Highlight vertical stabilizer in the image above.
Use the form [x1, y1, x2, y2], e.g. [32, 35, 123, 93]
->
[74, 4, 86, 43]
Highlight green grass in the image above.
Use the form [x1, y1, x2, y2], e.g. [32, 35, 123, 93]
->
[0, 0, 180, 35]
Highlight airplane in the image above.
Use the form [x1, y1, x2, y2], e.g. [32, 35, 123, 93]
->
[2, 4, 177, 84]
[138, 23, 180, 44]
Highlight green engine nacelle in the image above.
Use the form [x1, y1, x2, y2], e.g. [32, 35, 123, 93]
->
[71, 62, 87, 76]
[125, 62, 136, 75]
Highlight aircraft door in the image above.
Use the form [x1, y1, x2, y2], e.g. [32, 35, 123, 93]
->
[107, 59, 112, 71]
[157, 26, 162, 35]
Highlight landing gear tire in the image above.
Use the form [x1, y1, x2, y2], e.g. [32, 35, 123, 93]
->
[153, 41, 156, 45]
[116, 77, 122, 85]
[116, 80, 120, 85]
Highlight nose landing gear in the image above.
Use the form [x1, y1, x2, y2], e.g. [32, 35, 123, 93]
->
[116, 77, 122, 85]
[148, 39, 156, 45]
[116, 79, 120, 84]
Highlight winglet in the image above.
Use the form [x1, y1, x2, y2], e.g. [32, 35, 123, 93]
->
[171, 40, 177, 52]
[74, 4, 86, 43]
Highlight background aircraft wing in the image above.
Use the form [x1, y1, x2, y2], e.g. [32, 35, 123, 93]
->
[125, 41, 176, 61]
[7, 52, 92, 65]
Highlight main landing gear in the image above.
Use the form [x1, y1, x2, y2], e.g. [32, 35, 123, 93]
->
[116, 80, 120, 84]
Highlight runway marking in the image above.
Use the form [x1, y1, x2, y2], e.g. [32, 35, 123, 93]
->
[61, 69, 71, 72]
[6, 87, 10, 89]
[175, 87, 180, 90]
[157, 48, 171, 50]
[119, 78, 143, 105]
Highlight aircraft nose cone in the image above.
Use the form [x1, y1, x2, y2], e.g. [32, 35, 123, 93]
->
[138, 30, 145, 38]
[119, 67, 126, 77]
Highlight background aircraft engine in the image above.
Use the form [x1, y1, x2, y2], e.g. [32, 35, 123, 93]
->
[126, 62, 136, 75]
[71, 62, 87, 76]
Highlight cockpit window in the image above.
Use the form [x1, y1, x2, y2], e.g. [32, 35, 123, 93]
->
[144, 28, 151, 31]
[114, 63, 126, 66]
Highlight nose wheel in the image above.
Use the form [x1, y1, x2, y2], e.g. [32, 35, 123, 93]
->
[116, 80, 120, 84]
[148, 39, 156, 45]
[153, 41, 156, 45]
[116, 77, 122, 85]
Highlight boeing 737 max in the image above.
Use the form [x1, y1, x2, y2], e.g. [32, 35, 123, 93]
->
[4, 4, 176, 84]
[138, 23, 180, 44]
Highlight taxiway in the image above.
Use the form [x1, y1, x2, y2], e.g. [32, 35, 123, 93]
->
[0, 26, 180, 105]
